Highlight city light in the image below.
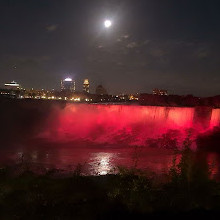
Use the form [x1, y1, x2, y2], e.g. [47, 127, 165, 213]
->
[64, 77, 72, 82]
[74, 98, 80, 102]
[5, 82, 20, 87]
[84, 79, 89, 84]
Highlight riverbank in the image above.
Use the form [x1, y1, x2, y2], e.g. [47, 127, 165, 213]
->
[0, 174, 219, 219]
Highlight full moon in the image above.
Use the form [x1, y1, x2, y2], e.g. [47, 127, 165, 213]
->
[104, 20, 112, 28]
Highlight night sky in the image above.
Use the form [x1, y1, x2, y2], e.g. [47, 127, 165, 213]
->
[0, 0, 220, 96]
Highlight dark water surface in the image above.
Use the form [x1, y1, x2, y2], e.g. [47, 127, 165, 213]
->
[0, 140, 219, 180]
[0, 141, 179, 174]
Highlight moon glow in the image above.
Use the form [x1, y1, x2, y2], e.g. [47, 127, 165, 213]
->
[104, 20, 112, 28]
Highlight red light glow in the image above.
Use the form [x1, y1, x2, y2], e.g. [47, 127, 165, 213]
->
[40, 104, 220, 149]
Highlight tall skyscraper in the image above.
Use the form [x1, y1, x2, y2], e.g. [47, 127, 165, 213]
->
[83, 79, 89, 93]
[61, 77, 75, 92]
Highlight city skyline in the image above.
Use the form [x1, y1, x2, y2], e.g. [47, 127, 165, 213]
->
[2, 77, 100, 94]
[1, 77, 167, 96]
[0, 0, 220, 96]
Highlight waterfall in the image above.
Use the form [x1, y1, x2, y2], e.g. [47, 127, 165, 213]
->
[41, 104, 220, 148]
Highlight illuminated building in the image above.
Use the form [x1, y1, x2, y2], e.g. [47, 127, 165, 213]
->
[83, 79, 89, 93]
[96, 85, 107, 95]
[153, 88, 168, 96]
[61, 77, 75, 92]
[1, 81, 23, 98]
[129, 94, 139, 101]
[4, 81, 20, 90]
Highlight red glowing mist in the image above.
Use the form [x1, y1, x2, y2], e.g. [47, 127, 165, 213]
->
[40, 104, 220, 148]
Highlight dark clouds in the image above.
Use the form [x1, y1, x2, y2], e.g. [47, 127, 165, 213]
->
[0, 0, 220, 96]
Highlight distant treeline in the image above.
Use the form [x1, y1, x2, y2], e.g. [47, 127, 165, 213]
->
[139, 94, 220, 108]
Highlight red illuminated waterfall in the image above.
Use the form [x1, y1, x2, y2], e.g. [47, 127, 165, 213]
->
[40, 104, 220, 148]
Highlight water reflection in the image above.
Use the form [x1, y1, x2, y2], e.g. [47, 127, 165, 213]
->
[0, 144, 189, 175]
[89, 153, 115, 175]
